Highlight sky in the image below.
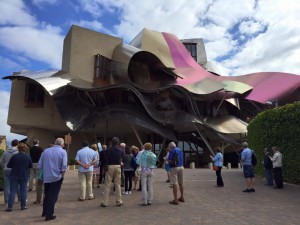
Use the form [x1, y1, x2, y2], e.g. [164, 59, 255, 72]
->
[1, 0, 300, 144]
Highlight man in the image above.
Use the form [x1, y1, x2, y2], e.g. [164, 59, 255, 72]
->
[6, 143, 32, 212]
[270, 147, 283, 189]
[241, 142, 256, 193]
[101, 137, 124, 207]
[263, 148, 273, 186]
[75, 141, 98, 201]
[38, 138, 67, 221]
[168, 142, 184, 205]
[120, 142, 126, 187]
[28, 138, 43, 192]
[0, 139, 20, 207]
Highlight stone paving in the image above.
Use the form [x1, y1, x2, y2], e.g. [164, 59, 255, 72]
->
[1, 168, 300, 225]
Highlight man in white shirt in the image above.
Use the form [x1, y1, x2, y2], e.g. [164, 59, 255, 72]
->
[270, 147, 283, 189]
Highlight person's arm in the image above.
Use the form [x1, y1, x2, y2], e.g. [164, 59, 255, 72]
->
[61, 150, 68, 177]
[29, 157, 33, 169]
[240, 151, 245, 162]
[270, 153, 278, 162]
[7, 156, 13, 168]
[38, 153, 43, 169]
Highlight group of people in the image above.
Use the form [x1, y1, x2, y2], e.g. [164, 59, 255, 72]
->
[206, 142, 283, 193]
[0, 136, 186, 222]
[0, 138, 67, 221]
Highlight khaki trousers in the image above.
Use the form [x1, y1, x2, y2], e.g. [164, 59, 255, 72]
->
[102, 165, 122, 205]
[78, 171, 93, 200]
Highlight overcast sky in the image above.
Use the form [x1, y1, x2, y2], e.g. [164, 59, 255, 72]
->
[1, 0, 300, 144]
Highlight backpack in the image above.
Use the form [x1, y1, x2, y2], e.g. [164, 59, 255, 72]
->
[251, 151, 257, 166]
[173, 150, 179, 166]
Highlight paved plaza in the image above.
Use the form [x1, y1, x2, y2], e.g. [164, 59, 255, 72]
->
[1, 168, 300, 225]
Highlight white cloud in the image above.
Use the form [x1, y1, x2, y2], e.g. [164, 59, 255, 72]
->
[0, 91, 25, 145]
[239, 21, 265, 35]
[0, 0, 37, 26]
[0, 56, 22, 70]
[32, 0, 59, 7]
[0, 25, 64, 69]
[70, 20, 104, 32]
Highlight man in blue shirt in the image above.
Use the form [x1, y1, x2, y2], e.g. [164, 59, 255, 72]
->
[38, 138, 68, 221]
[75, 141, 98, 201]
[168, 142, 184, 205]
[241, 142, 256, 193]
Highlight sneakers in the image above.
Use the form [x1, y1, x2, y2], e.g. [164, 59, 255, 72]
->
[123, 191, 128, 195]
[21, 206, 28, 210]
[128, 191, 132, 195]
[5, 208, 12, 212]
[116, 202, 123, 206]
[100, 203, 107, 207]
[165, 180, 170, 182]
[243, 189, 252, 193]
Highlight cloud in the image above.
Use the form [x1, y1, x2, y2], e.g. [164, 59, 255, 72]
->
[69, 19, 104, 32]
[0, 90, 25, 145]
[32, 0, 59, 7]
[0, 0, 37, 26]
[0, 25, 64, 69]
[0, 56, 22, 71]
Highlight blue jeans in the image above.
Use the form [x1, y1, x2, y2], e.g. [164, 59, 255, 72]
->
[8, 177, 28, 209]
[265, 168, 273, 186]
[3, 170, 20, 205]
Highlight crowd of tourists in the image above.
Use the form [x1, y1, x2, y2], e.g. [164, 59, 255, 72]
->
[0, 136, 284, 222]
[0, 137, 185, 221]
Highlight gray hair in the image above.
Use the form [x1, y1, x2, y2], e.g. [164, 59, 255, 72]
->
[168, 142, 176, 148]
[55, 138, 64, 146]
[33, 138, 39, 145]
[242, 142, 248, 148]
[120, 143, 126, 148]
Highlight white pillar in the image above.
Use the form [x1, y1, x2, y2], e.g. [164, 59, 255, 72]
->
[190, 162, 195, 169]
[227, 163, 231, 169]
[209, 162, 213, 169]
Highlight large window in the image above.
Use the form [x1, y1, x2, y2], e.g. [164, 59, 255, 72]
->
[25, 82, 44, 107]
[183, 43, 197, 61]
[94, 54, 111, 83]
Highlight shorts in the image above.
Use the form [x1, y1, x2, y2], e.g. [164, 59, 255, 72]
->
[165, 164, 171, 172]
[243, 165, 255, 178]
[170, 166, 184, 185]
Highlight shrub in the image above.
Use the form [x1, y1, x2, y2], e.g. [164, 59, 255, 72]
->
[248, 102, 300, 184]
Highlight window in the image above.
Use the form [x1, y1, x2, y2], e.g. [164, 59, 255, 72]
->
[94, 54, 111, 82]
[183, 43, 197, 61]
[25, 82, 44, 107]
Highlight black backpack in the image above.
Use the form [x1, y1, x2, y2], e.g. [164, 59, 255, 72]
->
[251, 151, 257, 166]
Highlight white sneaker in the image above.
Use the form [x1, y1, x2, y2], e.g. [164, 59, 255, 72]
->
[128, 191, 132, 195]
[124, 191, 128, 195]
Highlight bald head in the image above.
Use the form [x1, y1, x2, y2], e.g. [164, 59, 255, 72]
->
[168, 142, 176, 149]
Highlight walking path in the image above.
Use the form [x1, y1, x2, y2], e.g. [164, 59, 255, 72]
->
[1, 168, 300, 225]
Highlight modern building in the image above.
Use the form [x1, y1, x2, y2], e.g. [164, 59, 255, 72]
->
[4, 25, 300, 167]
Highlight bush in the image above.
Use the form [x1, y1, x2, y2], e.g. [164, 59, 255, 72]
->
[0, 149, 4, 191]
[68, 158, 77, 165]
[248, 102, 300, 184]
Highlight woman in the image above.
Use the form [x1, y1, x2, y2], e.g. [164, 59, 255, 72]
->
[136, 143, 157, 206]
[91, 144, 100, 188]
[123, 146, 134, 194]
[210, 147, 224, 187]
[131, 146, 139, 190]
[6, 143, 33, 211]
[163, 147, 171, 182]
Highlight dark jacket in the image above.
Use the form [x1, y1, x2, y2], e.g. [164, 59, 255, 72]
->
[264, 152, 273, 169]
[30, 145, 43, 163]
[7, 152, 33, 178]
[105, 146, 124, 165]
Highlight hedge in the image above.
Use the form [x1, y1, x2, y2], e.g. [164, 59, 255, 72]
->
[248, 101, 300, 184]
[0, 149, 4, 191]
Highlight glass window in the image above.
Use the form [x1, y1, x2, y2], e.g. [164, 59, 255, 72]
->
[183, 43, 197, 61]
[94, 54, 111, 81]
[25, 82, 44, 107]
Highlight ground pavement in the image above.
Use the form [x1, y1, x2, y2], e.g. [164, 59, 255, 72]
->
[1, 168, 300, 225]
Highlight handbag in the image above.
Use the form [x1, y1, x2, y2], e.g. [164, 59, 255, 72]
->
[213, 166, 218, 171]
